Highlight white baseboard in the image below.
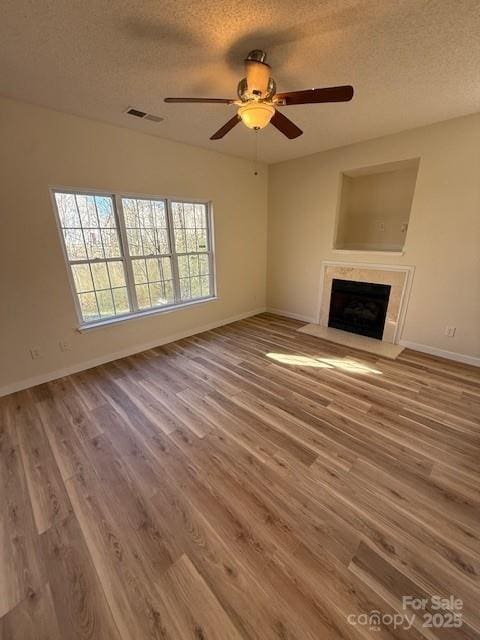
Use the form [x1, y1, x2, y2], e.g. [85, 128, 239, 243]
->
[266, 307, 317, 323]
[399, 340, 480, 367]
[4, 309, 475, 398]
[0, 307, 267, 397]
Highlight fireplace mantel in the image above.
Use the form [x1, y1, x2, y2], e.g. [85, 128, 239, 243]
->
[317, 261, 415, 344]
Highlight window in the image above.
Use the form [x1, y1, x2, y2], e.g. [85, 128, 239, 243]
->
[52, 190, 215, 326]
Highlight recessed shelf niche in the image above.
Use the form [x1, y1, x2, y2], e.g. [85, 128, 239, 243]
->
[334, 158, 419, 252]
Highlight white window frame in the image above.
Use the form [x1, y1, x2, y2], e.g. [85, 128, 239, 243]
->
[50, 187, 217, 330]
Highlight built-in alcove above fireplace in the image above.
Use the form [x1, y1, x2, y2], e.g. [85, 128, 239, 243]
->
[334, 158, 419, 253]
[318, 262, 415, 344]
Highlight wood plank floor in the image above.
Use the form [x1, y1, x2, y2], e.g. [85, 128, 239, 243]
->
[1, 313, 479, 639]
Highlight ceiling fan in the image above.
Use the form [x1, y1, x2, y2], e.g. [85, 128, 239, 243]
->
[164, 49, 354, 140]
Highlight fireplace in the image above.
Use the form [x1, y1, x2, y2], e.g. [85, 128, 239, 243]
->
[328, 279, 391, 340]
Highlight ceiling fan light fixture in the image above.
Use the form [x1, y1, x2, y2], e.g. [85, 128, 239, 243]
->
[164, 49, 353, 141]
[245, 59, 271, 96]
[237, 102, 275, 129]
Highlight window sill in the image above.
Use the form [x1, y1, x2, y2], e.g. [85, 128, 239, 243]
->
[77, 296, 219, 332]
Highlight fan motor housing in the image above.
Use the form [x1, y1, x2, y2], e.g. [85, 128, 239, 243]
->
[237, 77, 276, 102]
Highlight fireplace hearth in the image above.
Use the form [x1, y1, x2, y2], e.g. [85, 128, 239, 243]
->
[328, 279, 391, 340]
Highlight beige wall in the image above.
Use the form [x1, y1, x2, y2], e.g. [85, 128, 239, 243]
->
[2, 98, 479, 393]
[336, 165, 418, 251]
[268, 113, 480, 360]
[0, 97, 268, 394]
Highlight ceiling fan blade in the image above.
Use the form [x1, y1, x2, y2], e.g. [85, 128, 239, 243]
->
[270, 110, 303, 139]
[164, 97, 235, 104]
[210, 115, 241, 140]
[275, 85, 354, 105]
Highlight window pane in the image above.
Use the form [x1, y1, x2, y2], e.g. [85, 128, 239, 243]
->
[161, 257, 172, 280]
[107, 261, 126, 288]
[172, 201, 209, 254]
[95, 196, 116, 227]
[172, 202, 186, 253]
[90, 262, 110, 290]
[190, 277, 202, 299]
[140, 228, 156, 255]
[123, 199, 139, 227]
[97, 289, 115, 317]
[131, 256, 174, 311]
[174, 230, 187, 253]
[146, 258, 160, 282]
[149, 282, 172, 307]
[164, 280, 174, 302]
[56, 193, 81, 227]
[132, 259, 148, 284]
[155, 229, 170, 254]
[188, 255, 199, 276]
[126, 229, 142, 256]
[64, 229, 87, 260]
[180, 278, 191, 300]
[185, 229, 197, 253]
[200, 276, 211, 296]
[136, 284, 151, 309]
[194, 204, 207, 228]
[112, 287, 130, 314]
[78, 292, 100, 321]
[183, 203, 195, 228]
[196, 229, 208, 252]
[101, 229, 121, 257]
[137, 200, 154, 228]
[76, 195, 98, 228]
[172, 202, 184, 228]
[84, 229, 104, 259]
[199, 254, 210, 275]
[177, 255, 189, 279]
[71, 263, 93, 293]
[123, 198, 169, 256]
[153, 201, 167, 228]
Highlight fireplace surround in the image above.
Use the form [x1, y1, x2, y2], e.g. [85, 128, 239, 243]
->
[318, 262, 415, 344]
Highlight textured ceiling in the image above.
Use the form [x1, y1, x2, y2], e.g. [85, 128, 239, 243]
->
[1, 0, 480, 163]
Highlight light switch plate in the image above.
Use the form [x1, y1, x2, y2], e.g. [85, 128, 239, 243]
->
[59, 340, 71, 352]
[30, 347, 42, 359]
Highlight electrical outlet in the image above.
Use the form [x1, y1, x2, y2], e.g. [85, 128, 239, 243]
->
[445, 326, 456, 337]
[59, 340, 71, 352]
[401, 223, 408, 233]
[378, 222, 385, 232]
[30, 347, 43, 360]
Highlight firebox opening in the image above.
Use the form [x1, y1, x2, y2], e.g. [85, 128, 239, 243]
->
[328, 279, 391, 340]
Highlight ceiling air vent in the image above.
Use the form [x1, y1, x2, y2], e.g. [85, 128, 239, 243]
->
[144, 113, 163, 123]
[124, 107, 164, 123]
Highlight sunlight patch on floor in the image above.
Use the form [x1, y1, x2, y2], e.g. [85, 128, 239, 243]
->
[318, 357, 383, 374]
[266, 353, 332, 368]
[266, 353, 382, 374]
